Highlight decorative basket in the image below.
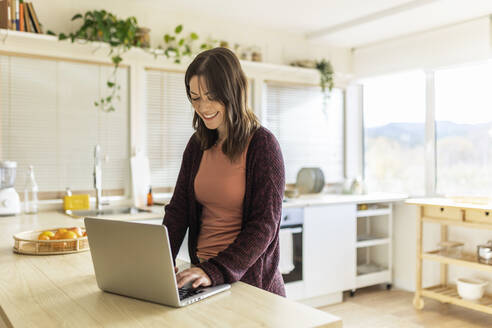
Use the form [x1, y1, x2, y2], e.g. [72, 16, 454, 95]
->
[13, 227, 89, 255]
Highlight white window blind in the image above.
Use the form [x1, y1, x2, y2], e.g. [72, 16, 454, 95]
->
[145, 70, 195, 188]
[263, 83, 344, 184]
[0, 55, 129, 195]
[145, 70, 255, 189]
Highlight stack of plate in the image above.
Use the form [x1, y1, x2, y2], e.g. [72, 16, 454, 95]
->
[296, 168, 325, 194]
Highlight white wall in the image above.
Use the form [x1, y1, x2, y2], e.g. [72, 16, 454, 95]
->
[33, 0, 351, 73]
[352, 16, 491, 77]
[393, 203, 492, 294]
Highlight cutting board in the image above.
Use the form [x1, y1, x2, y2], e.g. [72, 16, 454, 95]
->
[130, 155, 151, 207]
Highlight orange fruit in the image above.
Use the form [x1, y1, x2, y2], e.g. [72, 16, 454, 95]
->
[68, 227, 83, 237]
[39, 231, 55, 239]
[54, 228, 68, 240]
[60, 231, 77, 240]
[82, 231, 87, 237]
[38, 235, 50, 241]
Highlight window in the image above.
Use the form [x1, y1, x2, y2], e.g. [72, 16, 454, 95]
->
[263, 82, 344, 184]
[0, 55, 129, 196]
[145, 70, 195, 189]
[145, 70, 255, 190]
[435, 61, 492, 196]
[362, 71, 426, 195]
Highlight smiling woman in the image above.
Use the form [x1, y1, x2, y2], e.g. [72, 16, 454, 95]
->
[163, 47, 287, 296]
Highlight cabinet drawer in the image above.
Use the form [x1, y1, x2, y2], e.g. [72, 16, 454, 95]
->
[465, 209, 492, 224]
[423, 206, 463, 221]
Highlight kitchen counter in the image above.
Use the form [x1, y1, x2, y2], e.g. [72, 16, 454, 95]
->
[282, 192, 407, 208]
[0, 211, 341, 328]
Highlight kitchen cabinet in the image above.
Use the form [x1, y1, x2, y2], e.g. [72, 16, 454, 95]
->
[303, 203, 356, 298]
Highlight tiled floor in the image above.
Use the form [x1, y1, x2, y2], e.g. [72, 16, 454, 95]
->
[320, 286, 491, 328]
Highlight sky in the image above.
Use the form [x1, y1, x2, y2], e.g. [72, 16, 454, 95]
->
[360, 60, 492, 128]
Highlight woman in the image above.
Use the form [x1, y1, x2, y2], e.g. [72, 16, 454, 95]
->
[163, 47, 286, 296]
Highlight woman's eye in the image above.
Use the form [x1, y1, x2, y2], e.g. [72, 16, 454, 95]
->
[191, 98, 200, 102]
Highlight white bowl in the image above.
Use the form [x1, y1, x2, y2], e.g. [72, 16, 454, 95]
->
[456, 278, 488, 301]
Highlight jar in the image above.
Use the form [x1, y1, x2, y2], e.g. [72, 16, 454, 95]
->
[438, 241, 463, 258]
[477, 241, 492, 265]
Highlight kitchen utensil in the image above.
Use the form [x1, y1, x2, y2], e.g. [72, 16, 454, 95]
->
[456, 277, 488, 301]
[13, 227, 89, 255]
[437, 241, 464, 258]
[477, 240, 492, 265]
[296, 168, 325, 194]
[0, 161, 20, 216]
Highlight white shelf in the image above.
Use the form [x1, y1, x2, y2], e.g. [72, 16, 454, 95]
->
[0, 28, 353, 87]
[356, 208, 391, 217]
[356, 237, 390, 248]
[356, 269, 391, 289]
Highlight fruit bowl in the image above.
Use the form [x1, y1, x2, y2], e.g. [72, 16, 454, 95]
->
[13, 227, 89, 255]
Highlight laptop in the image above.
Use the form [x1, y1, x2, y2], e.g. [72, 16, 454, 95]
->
[84, 217, 231, 307]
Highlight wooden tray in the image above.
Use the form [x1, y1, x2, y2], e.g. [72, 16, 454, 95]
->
[13, 227, 89, 255]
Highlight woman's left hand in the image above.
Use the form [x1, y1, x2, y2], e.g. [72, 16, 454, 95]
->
[176, 267, 212, 288]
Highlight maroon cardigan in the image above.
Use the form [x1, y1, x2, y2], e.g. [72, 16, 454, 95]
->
[162, 126, 286, 296]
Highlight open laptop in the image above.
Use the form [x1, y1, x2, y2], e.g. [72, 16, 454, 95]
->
[84, 217, 230, 307]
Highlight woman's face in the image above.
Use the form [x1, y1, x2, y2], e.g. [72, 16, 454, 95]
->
[189, 75, 226, 135]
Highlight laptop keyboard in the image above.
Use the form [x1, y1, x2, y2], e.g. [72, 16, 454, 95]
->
[178, 287, 204, 300]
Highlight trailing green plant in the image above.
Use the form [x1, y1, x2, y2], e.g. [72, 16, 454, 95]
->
[315, 59, 334, 95]
[48, 10, 139, 112]
[48, 10, 212, 112]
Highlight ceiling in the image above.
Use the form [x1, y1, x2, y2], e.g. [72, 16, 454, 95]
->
[136, 0, 492, 48]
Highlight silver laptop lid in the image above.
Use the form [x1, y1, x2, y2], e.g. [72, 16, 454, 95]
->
[84, 217, 181, 307]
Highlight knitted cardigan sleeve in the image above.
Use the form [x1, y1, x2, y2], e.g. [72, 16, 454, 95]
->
[162, 134, 196, 262]
[197, 131, 285, 285]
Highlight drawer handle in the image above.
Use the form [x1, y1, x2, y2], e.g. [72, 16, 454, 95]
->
[440, 207, 444, 212]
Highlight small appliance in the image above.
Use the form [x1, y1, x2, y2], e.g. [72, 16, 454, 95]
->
[0, 161, 21, 215]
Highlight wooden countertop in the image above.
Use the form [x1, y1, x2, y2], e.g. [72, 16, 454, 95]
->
[0, 211, 341, 328]
[406, 197, 492, 211]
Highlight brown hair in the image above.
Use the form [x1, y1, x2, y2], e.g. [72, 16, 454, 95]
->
[185, 47, 260, 163]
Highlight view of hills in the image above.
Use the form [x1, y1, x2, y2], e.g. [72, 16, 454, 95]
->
[365, 121, 492, 147]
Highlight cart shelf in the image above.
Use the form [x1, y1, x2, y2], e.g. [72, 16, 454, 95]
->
[423, 250, 492, 273]
[420, 285, 492, 315]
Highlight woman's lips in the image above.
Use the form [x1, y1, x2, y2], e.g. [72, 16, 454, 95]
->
[203, 112, 219, 121]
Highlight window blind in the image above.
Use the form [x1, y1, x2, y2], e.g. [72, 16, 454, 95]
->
[145, 70, 255, 189]
[0, 55, 129, 195]
[263, 83, 344, 184]
[145, 70, 195, 188]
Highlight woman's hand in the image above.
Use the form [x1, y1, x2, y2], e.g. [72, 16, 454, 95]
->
[176, 267, 212, 288]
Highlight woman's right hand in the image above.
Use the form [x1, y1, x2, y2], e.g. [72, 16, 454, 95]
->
[175, 266, 178, 274]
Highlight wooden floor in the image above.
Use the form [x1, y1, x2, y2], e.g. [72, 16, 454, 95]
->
[320, 286, 491, 328]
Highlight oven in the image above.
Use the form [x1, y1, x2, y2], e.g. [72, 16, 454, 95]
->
[279, 207, 303, 283]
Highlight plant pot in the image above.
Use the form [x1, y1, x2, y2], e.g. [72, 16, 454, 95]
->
[135, 27, 151, 48]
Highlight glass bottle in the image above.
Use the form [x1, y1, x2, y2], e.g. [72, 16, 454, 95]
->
[24, 165, 38, 214]
[147, 186, 153, 206]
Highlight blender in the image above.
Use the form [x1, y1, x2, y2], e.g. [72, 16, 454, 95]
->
[0, 161, 21, 215]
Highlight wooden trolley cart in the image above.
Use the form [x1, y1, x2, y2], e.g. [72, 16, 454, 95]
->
[406, 198, 492, 315]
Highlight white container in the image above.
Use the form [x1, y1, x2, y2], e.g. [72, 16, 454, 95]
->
[456, 278, 488, 301]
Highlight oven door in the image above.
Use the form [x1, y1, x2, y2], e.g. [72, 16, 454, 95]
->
[280, 224, 303, 283]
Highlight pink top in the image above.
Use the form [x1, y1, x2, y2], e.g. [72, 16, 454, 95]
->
[194, 139, 250, 260]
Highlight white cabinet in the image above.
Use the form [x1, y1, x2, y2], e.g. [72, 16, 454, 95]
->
[303, 203, 356, 298]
